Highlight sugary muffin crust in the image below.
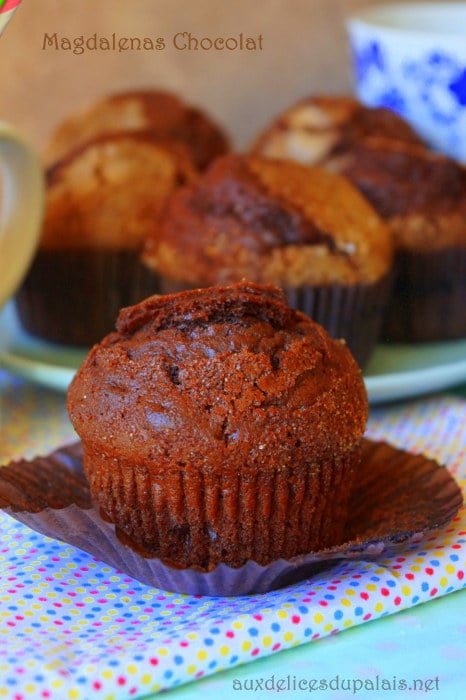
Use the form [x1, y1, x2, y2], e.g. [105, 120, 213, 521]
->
[69, 282, 367, 458]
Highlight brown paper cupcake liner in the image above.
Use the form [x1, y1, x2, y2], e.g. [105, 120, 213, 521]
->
[159, 274, 393, 368]
[0, 440, 462, 596]
[82, 446, 359, 569]
[15, 248, 160, 347]
[382, 248, 466, 343]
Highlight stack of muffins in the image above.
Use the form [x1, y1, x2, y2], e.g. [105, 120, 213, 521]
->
[140, 95, 465, 360]
[18, 88, 465, 576]
[16, 90, 466, 357]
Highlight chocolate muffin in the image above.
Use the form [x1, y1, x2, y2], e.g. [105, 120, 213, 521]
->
[16, 132, 195, 346]
[251, 94, 422, 166]
[67, 282, 368, 570]
[44, 89, 230, 170]
[143, 154, 394, 367]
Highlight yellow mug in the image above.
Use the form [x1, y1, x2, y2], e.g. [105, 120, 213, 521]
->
[0, 122, 44, 308]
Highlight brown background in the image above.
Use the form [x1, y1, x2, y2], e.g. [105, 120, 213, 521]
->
[0, 0, 394, 154]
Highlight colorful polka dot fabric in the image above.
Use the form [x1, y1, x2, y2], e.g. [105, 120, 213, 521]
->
[0, 394, 465, 699]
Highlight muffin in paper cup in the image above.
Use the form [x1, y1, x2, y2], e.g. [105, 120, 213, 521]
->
[15, 132, 195, 347]
[143, 155, 394, 367]
[67, 282, 368, 571]
[250, 95, 466, 343]
[0, 439, 462, 596]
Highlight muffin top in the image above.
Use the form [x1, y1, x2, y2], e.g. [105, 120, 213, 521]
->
[251, 94, 422, 165]
[327, 137, 466, 251]
[41, 132, 195, 250]
[67, 282, 368, 470]
[44, 89, 229, 170]
[143, 154, 393, 286]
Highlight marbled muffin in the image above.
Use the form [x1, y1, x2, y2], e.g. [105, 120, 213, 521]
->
[143, 154, 394, 366]
[252, 95, 466, 342]
[16, 132, 195, 346]
[251, 94, 422, 166]
[44, 89, 230, 170]
[323, 137, 466, 342]
[67, 282, 368, 570]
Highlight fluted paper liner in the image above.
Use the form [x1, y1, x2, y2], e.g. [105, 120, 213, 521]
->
[0, 439, 462, 596]
[15, 249, 160, 346]
[85, 447, 357, 568]
[382, 248, 466, 343]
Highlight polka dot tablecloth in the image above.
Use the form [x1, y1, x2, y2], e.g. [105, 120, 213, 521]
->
[1, 381, 465, 699]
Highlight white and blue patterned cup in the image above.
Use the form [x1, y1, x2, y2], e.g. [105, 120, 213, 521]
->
[346, 2, 466, 162]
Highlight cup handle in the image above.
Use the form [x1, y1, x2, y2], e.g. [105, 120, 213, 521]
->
[0, 121, 44, 308]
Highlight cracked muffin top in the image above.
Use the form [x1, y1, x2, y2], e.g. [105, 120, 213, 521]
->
[251, 94, 422, 165]
[42, 131, 196, 250]
[44, 89, 230, 170]
[67, 281, 368, 468]
[143, 154, 393, 286]
[320, 137, 466, 252]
